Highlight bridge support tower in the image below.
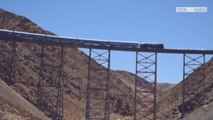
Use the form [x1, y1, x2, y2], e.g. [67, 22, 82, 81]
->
[37, 39, 64, 120]
[181, 53, 206, 118]
[85, 48, 111, 120]
[134, 52, 157, 120]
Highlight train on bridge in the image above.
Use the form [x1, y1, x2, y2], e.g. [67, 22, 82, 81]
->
[0, 29, 164, 50]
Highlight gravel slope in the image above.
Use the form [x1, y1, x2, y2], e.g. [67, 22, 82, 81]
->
[0, 80, 50, 120]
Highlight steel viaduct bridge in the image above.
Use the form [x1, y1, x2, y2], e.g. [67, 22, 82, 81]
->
[0, 29, 212, 120]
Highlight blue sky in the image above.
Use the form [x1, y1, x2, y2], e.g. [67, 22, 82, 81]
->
[1, 0, 213, 83]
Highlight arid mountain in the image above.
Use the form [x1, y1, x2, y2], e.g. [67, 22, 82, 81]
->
[0, 8, 172, 120]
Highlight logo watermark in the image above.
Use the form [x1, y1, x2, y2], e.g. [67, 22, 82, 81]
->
[176, 7, 207, 13]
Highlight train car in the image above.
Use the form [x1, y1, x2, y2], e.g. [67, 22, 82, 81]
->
[0, 29, 14, 40]
[140, 43, 164, 49]
[108, 40, 139, 49]
[0, 29, 164, 50]
[15, 30, 46, 41]
[78, 39, 109, 47]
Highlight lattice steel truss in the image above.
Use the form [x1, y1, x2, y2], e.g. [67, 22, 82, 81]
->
[181, 54, 205, 118]
[85, 48, 111, 120]
[134, 52, 157, 120]
[37, 40, 64, 120]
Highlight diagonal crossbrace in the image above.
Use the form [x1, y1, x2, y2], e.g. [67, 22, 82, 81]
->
[181, 54, 205, 119]
[37, 39, 64, 120]
[134, 52, 157, 120]
[85, 49, 111, 120]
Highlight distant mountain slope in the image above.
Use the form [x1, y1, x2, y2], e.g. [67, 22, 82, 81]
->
[115, 70, 175, 96]
[0, 80, 50, 120]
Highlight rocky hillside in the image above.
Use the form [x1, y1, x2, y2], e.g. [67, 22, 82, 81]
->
[115, 70, 175, 96]
[0, 8, 172, 120]
[0, 80, 50, 120]
[184, 101, 213, 120]
[155, 58, 213, 120]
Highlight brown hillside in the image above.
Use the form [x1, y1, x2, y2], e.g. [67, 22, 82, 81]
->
[115, 70, 175, 96]
[0, 8, 171, 119]
[0, 80, 50, 120]
[155, 58, 213, 120]
[185, 101, 213, 120]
